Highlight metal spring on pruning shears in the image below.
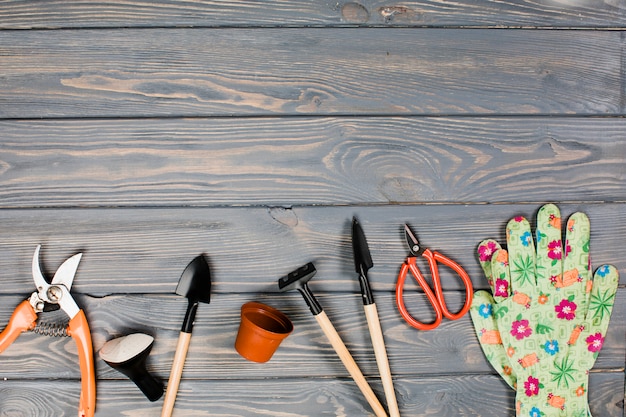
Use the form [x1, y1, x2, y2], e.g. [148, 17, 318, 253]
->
[32, 322, 68, 337]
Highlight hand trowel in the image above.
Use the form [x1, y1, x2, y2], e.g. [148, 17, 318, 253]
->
[161, 255, 212, 417]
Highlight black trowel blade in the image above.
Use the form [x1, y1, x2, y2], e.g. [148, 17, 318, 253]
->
[352, 217, 373, 274]
[175, 255, 212, 304]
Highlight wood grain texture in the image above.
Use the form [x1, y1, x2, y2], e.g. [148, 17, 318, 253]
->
[1, 3, 625, 415]
[0, 204, 621, 295]
[0, 29, 622, 118]
[1, 117, 625, 207]
[0, 0, 625, 29]
[0, 373, 623, 416]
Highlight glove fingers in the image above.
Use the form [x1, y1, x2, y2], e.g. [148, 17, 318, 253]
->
[562, 212, 592, 312]
[506, 216, 537, 294]
[535, 204, 563, 294]
[477, 239, 503, 287]
[491, 248, 511, 303]
[582, 265, 619, 345]
[470, 290, 516, 389]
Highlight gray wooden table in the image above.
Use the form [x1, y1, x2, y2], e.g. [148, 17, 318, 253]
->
[0, 2, 624, 416]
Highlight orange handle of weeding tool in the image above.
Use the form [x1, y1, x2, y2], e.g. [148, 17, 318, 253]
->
[68, 310, 96, 417]
[0, 300, 37, 353]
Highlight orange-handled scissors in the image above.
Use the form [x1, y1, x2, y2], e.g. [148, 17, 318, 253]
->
[395, 224, 473, 331]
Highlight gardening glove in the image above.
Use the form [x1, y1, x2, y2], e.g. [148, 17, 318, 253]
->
[470, 236, 517, 390]
[470, 204, 619, 417]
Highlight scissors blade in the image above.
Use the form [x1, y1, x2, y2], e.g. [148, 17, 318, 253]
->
[32, 245, 48, 290]
[352, 217, 373, 275]
[404, 224, 421, 256]
[51, 252, 83, 290]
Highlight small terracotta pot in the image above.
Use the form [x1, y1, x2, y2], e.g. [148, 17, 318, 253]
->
[235, 302, 293, 363]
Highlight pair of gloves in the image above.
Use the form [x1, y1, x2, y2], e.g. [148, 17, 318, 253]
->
[470, 204, 619, 417]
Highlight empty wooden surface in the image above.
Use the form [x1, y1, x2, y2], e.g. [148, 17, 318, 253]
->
[0, 2, 624, 416]
[1, 29, 623, 118]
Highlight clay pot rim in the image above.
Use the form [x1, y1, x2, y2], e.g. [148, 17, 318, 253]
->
[241, 301, 294, 335]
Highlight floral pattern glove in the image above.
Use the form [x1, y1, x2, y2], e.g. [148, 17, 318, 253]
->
[470, 237, 517, 391]
[470, 204, 619, 417]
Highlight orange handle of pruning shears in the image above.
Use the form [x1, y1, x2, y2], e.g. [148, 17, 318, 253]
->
[396, 249, 473, 331]
[68, 310, 96, 417]
[0, 300, 37, 353]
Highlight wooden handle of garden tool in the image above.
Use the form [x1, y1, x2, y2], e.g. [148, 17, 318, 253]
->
[364, 303, 400, 417]
[161, 331, 192, 417]
[314, 311, 388, 417]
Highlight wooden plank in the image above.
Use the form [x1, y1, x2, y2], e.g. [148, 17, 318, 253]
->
[0, 204, 622, 295]
[0, 373, 623, 416]
[0, 289, 623, 379]
[1, 117, 625, 207]
[1, 0, 625, 29]
[0, 29, 622, 118]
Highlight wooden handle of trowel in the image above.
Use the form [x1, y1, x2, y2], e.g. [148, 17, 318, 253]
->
[161, 332, 192, 417]
[314, 311, 388, 417]
[364, 303, 400, 417]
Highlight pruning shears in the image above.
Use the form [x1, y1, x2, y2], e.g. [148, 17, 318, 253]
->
[0, 245, 95, 417]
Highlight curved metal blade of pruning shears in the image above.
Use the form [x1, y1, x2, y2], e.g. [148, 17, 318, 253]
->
[51, 251, 82, 289]
[32, 245, 82, 291]
[32, 245, 47, 290]
[31, 245, 83, 317]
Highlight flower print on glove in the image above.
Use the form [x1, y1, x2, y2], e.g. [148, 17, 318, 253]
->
[470, 204, 619, 416]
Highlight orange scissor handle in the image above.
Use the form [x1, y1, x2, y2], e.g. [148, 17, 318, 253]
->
[68, 310, 96, 417]
[396, 249, 473, 331]
[425, 249, 473, 320]
[0, 300, 37, 353]
[396, 256, 443, 331]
